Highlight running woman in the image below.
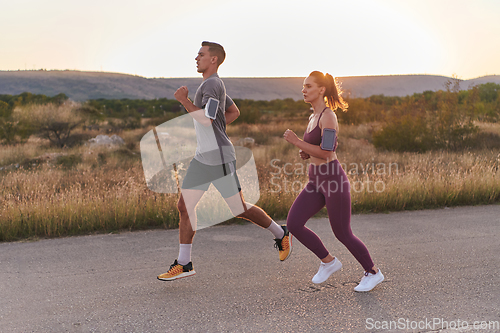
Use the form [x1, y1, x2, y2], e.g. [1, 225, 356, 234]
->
[283, 71, 384, 292]
[157, 42, 291, 281]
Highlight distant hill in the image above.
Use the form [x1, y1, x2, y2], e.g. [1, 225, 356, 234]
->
[1, 70, 499, 101]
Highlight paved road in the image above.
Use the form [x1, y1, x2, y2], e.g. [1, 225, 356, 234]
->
[1, 205, 499, 333]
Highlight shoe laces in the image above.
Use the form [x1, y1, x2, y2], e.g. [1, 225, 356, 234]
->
[361, 270, 376, 282]
[365, 269, 377, 276]
[168, 261, 182, 272]
[359, 272, 370, 283]
[274, 238, 283, 251]
[168, 264, 183, 275]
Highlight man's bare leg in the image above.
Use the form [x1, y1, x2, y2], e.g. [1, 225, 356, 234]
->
[223, 191, 272, 227]
[224, 191, 292, 261]
[157, 189, 205, 281]
[177, 189, 205, 244]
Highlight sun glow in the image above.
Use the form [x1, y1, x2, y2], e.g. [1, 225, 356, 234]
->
[1, 0, 499, 79]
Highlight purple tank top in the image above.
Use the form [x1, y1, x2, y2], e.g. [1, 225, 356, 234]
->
[303, 108, 338, 152]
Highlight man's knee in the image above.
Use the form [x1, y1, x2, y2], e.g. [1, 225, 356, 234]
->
[227, 198, 250, 217]
[231, 205, 246, 218]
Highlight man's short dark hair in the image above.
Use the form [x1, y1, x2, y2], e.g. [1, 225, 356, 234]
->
[202, 41, 226, 66]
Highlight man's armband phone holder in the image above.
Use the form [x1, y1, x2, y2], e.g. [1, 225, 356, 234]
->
[204, 98, 219, 120]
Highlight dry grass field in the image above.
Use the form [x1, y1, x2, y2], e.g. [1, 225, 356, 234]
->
[1, 120, 499, 242]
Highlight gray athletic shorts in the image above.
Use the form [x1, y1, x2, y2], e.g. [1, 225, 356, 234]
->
[181, 158, 241, 198]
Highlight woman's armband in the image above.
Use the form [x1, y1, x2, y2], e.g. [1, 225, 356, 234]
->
[320, 128, 337, 151]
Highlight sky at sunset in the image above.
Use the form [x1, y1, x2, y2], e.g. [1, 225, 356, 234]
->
[2, 0, 499, 79]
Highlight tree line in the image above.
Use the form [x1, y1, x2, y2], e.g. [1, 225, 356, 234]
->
[1, 81, 499, 151]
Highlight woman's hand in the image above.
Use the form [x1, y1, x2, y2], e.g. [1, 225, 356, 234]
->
[283, 129, 300, 145]
[299, 149, 310, 160]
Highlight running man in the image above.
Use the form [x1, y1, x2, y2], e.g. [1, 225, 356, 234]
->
[157, 42, 291, 281]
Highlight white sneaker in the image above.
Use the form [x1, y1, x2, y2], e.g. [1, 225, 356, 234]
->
[354, 269, 384, 292]
[312, 258, 342, 284]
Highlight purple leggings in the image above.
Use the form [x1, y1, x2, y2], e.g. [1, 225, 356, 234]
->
[286, 160, 374, 271]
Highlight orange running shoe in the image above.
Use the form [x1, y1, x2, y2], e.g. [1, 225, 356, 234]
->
[157, 260, 196, 281]
[274, 225, 292, 261]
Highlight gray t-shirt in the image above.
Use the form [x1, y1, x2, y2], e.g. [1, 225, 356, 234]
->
[193, 73, 236, 166]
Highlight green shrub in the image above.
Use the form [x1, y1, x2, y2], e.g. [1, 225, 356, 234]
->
[373, 115, 431, 152]
[56, 154, 82, 169]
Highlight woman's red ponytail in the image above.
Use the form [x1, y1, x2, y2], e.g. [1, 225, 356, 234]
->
[310, 71, 348, 112]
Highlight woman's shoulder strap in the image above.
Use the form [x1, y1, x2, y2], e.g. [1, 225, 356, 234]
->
[317, 107, 329, 123]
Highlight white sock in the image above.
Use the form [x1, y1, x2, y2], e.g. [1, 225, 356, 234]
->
[267, 221, 285, 239]
[178, 244, 192, 266]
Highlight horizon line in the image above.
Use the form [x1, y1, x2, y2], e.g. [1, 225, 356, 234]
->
[0, 69, 499, 81]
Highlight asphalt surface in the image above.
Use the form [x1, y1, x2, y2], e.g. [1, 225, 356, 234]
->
[1, 205, 499, 333]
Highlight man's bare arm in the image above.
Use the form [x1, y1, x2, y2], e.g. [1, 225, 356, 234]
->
[225, 103, 240, 125]
[174, 86, 212, 126]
